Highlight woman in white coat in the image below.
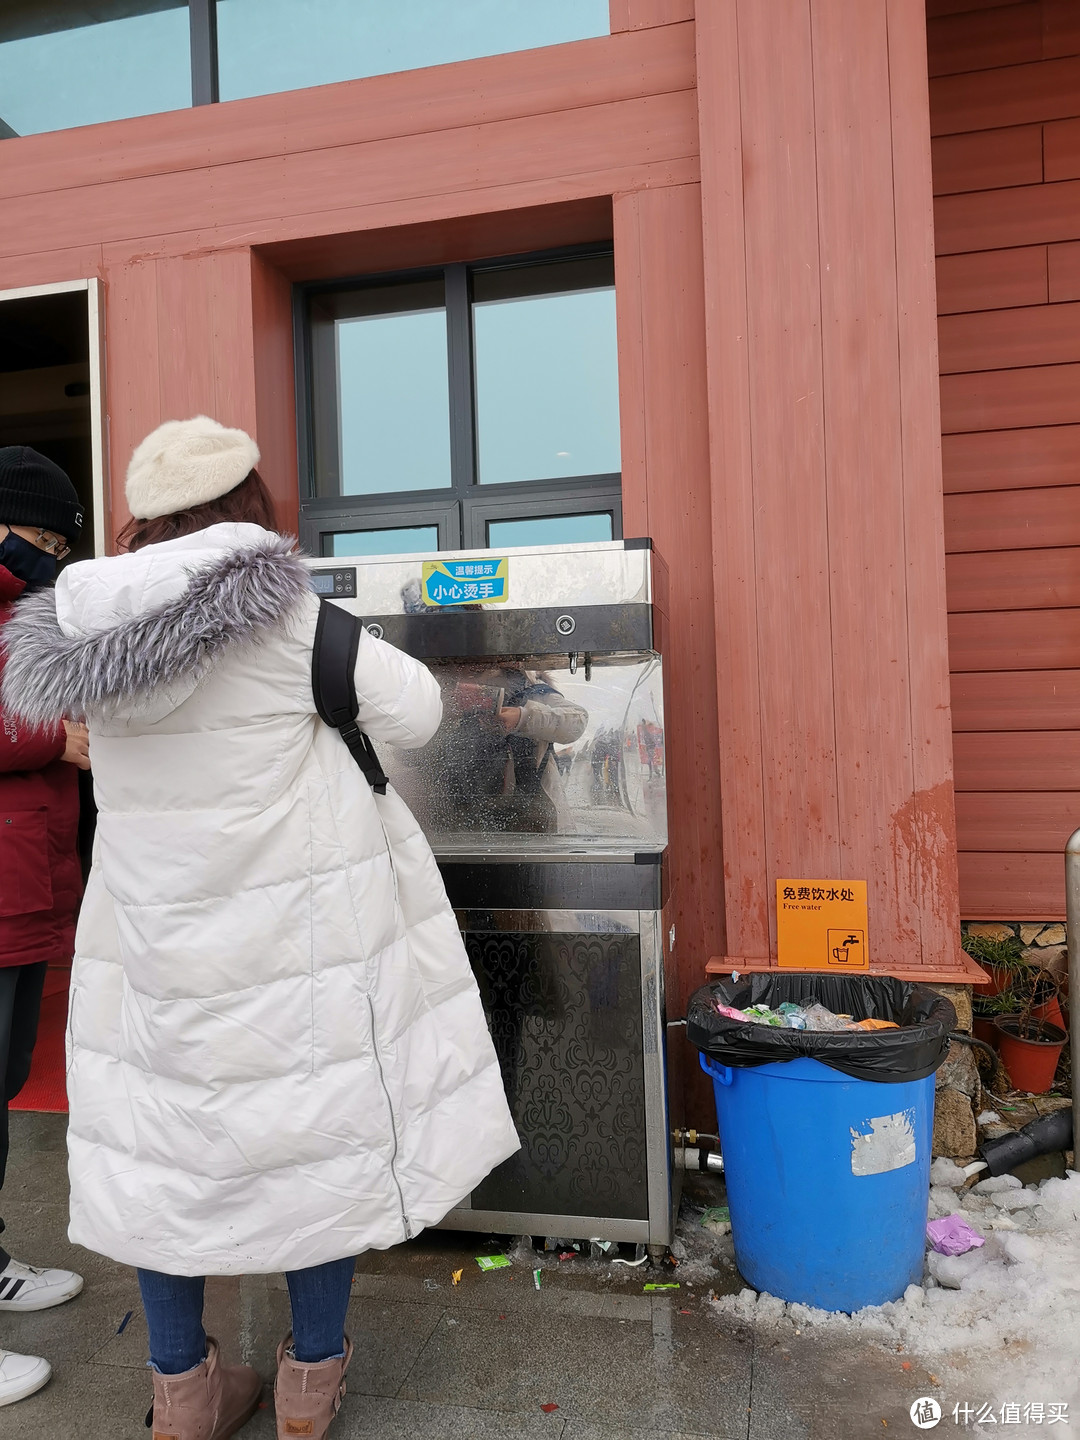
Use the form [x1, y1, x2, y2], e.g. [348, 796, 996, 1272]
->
[0, 417, 518, 1440]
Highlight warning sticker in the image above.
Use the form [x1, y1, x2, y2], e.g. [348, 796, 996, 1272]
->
[421, 557, 508, 606]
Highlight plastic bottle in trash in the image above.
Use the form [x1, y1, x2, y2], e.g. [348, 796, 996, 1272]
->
[778, 1002, 809, 1030]
[801, 1002, 855, 1032]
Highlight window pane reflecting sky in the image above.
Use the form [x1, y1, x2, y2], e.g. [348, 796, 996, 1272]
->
[218, 0, 608, 101]
[332, 527, 439, 557]
[488, 513, 613, 549]
[0, 3, 190, 137]
[337, 306, 452, 495]
[474, 285, 621, 485]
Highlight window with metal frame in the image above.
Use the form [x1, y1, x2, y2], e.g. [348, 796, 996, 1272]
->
[0, 1, 609, 139]
[0, 1, 194, 137]
[215, 0, 609, 104]
[297, 247, 622, 558]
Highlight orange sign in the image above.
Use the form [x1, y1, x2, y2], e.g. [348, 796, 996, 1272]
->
[776, 879, 869, 970]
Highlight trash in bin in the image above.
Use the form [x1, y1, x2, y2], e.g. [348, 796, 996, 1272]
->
[689, 974, 955, 1081]
[715, 1003, 751, 1022]
[801, 1002, 855, 1032]
[777, 1001, 809, 1029]
[689, 974, 956, 1312]
[710, 996, 904, 1033]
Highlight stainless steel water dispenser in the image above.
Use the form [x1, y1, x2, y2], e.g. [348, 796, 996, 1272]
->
[307, 540, 679, 1245]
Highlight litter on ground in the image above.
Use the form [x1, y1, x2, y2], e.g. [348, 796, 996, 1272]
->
[476, 1254, 510, 1271]
[709, 1171, 1080, 1411]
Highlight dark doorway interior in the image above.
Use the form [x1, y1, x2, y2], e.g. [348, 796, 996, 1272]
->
[0, 288, 95, 564]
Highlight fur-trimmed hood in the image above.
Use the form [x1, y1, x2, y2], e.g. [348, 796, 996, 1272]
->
[1, 523, 311, 726]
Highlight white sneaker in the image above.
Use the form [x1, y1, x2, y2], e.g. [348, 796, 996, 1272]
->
[0, 1349, 51, 1406]
[0, 1258, 83, 1312]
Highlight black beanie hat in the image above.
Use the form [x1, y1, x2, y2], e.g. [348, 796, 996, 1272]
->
[0, 447, 84, 541]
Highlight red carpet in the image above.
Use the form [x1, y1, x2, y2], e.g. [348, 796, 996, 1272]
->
[11, 967, 70, 1114]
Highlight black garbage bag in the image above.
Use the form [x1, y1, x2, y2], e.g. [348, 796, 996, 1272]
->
[687, 974, 956, 1083]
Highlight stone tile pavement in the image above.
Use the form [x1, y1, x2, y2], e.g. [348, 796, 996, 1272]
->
[1, 1113, 937, 1439]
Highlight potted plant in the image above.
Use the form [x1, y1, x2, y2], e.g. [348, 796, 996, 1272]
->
[972, 983, 1018, 1046]
[961, 932, 1027, 997]
[992, 960, 1068, 1095]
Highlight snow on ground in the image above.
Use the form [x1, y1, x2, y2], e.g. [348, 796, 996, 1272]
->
[706, 1171, 1080, 1419]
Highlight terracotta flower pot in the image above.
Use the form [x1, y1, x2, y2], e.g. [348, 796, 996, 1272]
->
[994, 1018, 1067, 1095]
[972, 1014, 999, 1047]
[1032, 994, 1066, 1031]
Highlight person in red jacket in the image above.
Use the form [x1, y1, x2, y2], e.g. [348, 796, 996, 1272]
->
[0, 448, 87, 1407]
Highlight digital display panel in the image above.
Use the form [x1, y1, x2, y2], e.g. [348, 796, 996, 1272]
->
[311, 572, 336, 594]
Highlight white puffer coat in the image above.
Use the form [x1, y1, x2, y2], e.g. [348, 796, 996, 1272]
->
[0, 523, 518, 1275]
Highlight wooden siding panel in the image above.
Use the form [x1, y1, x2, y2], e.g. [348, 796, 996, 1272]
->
[1044, 0, 1080, 60]
[931, 0, 1080, 928]
[739, 0, 839, 909]
[956, 791, 1080, 850]
[930, 54, 1080, 136]
[612, 184, 722, 1017]
[94, 155, 698, 274]
[927, 3, 1042, 78]
[942, 424, 1080, 491]
[936, 246, 1047, 313]
[1044, 117, 1080, 181]
[1048, 239, 1080, 299]
[104, 260, 162, 538]
[958, 851, 1065, 918]
[886, 0, 963, 967]
[946, 545, 1080, 611]
[694, 0, 960, 977]
[816, 0, 936, 960]
[0, 246, 104, 294]
[951, 668, 1080, 730]
[250, 252, 299, 531]
[939, 299, 1080, 372]
[0, 92, 699, 263]
[936, 179, 1080, 254]
[954, 730, 1080, 789]
[945, 484, 1080, 550]
[257, 198, 614, 283]
[0, 25, 696, 204]
[931, 126, 1043, 194]
[153, 255, 220, 426]
[940, 363, 1080, 432]
[696, 0, 769, 961]
[928, 0, 1030, 17]
[610, 0, 694, 29]
[104, 249, 261, 535]
[949, 607, 1080, 670]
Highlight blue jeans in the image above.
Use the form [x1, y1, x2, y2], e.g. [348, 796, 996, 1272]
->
[137, 1256, 356, 1373]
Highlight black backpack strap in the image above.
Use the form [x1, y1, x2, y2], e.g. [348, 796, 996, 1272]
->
[312, 598, 388, 795]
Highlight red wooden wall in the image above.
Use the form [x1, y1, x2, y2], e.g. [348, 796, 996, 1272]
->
[699, 0, 972, 983]
[930, 0, 1080, 919]
[0, 0, 975, 1140]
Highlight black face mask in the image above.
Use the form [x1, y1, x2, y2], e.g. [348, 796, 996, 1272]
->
[0, 530, 57, 590]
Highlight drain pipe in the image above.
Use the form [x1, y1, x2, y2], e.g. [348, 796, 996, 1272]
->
[673, 1129, 724, 1173]
[1064, 829, 1080, 1164]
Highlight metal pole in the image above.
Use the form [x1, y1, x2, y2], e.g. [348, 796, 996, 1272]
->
[1063, 829, 1080, 1166]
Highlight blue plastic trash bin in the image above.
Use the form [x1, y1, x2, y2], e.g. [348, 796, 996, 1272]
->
[699, 1051, 935, 1312]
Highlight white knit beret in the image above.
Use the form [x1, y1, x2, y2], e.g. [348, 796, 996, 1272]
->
[125, 416, 260, 520]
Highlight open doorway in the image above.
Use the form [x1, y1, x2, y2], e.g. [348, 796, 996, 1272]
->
[1, 279, 106, 1113]
[0, 279, 106, 562]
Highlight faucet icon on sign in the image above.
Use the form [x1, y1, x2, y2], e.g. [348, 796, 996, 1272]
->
[828, 929, 865, 967]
